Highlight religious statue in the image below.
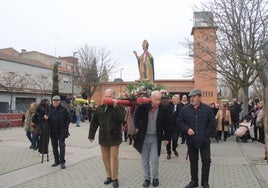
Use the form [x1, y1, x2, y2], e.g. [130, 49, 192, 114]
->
[133, 40, 154, 84]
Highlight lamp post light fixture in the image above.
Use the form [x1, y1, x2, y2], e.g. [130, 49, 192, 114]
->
[72, 52, 78, 105]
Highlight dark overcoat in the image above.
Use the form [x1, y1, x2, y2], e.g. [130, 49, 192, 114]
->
[177, 103, 217, 147]
[133, 103, 170, 156]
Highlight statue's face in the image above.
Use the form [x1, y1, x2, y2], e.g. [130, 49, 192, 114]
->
[142, 40, 149, 51]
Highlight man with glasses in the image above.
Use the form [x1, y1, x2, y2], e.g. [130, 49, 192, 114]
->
[44, 95, 71, 169]
[177, 89, 216, 188]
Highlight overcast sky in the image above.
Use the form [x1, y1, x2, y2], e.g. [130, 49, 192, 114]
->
[1, 0, 205, 81]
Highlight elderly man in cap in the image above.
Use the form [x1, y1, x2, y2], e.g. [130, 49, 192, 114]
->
[44, 95, 71, 169]
[177, 89, 216, 188]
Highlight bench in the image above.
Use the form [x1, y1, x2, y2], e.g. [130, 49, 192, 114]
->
[0, 116, 12, 129]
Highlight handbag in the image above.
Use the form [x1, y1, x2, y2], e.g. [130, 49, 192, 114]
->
[222, 118, 229, 126]
[32, 113, 38, 124]
[31, 121, 37, 128]
[224, 121, 230, 126]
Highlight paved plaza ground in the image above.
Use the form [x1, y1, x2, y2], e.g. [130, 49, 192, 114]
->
[0, 122, 267, 188]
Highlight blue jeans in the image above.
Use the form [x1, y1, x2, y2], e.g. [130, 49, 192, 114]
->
[26, 131, 33, 145]
[141, 134, 159, 180]
[76, 115, 81, 126]
[229, 123, 235, 135]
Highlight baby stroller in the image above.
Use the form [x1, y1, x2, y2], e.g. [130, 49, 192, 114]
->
[234, 115, 253, 143]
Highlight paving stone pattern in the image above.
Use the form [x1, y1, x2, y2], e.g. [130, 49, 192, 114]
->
[0, 123, 267, 188]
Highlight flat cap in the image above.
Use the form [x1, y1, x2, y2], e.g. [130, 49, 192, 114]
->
[52, 95, 61, 100]
[189, 88, 202, 96]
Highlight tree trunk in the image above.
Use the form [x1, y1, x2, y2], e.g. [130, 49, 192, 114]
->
[264, 85, 268, 160]
[258, 63, 268, 160]
[10, 92, 13, 112]
[242, 86, 249, 117]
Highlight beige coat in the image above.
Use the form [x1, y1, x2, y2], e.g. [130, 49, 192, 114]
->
[125, 106, 135, 135]
[215, 109, 232, 131]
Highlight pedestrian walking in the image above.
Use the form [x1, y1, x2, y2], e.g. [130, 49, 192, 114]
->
[133, 90, 170, 187]
[180, 94, 188, 144]
[88, 89, 126, 188]
[75, 103, 82, 127]
[44, 95, 71, 169]
[24, 102, 37, 149]
[166, 94, 182, 159]
[215, 103, 232, 141]
[177, 88, 216, 188]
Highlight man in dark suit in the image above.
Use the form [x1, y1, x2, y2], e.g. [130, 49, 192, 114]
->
[166, 94, 183, 159]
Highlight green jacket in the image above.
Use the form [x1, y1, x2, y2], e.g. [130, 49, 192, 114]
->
[88, 104, 126, 146]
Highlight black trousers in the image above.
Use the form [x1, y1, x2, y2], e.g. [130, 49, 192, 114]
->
[166, 131, 178, 154]
[188, 144, 211, 184]
[50, 133, 66, 164]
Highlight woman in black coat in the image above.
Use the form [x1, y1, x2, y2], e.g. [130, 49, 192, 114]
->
[35, 99, 50, 155]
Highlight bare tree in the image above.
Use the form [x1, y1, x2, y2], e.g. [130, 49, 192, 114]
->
[30, 73, 52, 98]
[192, 0, 267, 117]
[0, 72, 26, 112]
[76, 44, 116, 101]
[202, 0, 268, 159]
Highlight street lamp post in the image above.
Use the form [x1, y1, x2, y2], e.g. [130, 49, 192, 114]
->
[72, 52, 78, 105]
[119, 68, 124, 97]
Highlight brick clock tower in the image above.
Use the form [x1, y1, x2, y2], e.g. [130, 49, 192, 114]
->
[191, 11, 217, 104]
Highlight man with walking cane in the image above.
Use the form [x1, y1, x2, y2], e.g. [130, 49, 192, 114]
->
[44, 95, 71, 169]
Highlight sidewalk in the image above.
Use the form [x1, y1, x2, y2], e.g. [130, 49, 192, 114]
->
[0, 122, 267, 188]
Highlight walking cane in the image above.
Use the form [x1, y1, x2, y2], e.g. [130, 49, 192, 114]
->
[186, 149, 189, 160]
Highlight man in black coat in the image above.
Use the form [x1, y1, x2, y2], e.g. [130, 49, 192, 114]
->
[134, 90, 170, 187]
[44, 95, 71, 169]
[177, 89, 216, 188]
[166, 94, 183, 159]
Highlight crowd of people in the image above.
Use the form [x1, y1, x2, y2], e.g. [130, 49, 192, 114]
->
[24, 96, 71, 168]
[209, 98, 265, 144]
[23, 88, 265, 188]
[69, 103, 95, 127]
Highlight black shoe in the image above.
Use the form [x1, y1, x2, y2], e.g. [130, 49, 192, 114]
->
[142, 180, 150, 187]
[202, 182, 210, 188]
[185, 181, 198, 188]
[51, 162, 60, 167]
[61, 163, 66, 169]
[173, 149, 179, 156]
[29, 145, 34, 149]
[33, 146, 38, 150]
[104, 177, 112, 185]
[166, 154, 171, 160]
[152, 178, 159, 187]
[112, 179, 119, 188]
